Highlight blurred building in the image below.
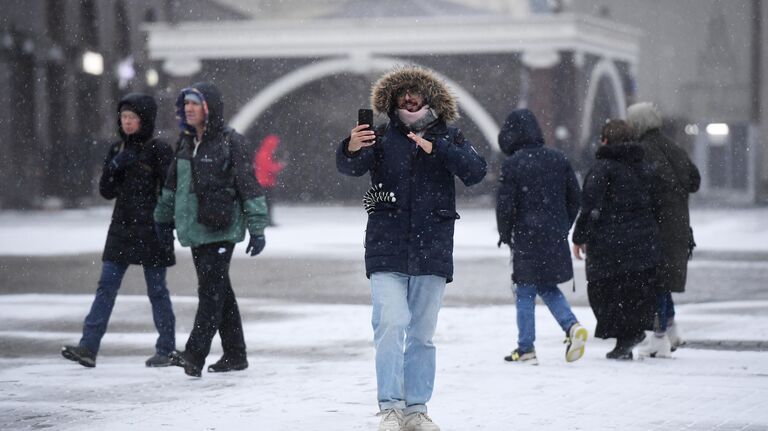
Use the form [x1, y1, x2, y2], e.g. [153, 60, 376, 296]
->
[145, 0, 639, 203]
[0, 0, 764, 208]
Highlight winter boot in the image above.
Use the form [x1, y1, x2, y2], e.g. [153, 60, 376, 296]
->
[504, 348, 539, 365]
[403, 412, 440, 431]
[667, 322, 685, 352]
[377, 408, 404, 431]
[61, 345, 96, 368]
[637, 333, 673, 358]
[207, 355, 249, 373]
[565, 323, 588, 362]
[170, 350, 203, 377]
[605, 334, 643, 360]
[145, 351, 177, 367]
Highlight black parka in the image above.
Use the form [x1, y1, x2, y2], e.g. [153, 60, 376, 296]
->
[336, 67, 487, 282]
[572, 143, 660, 282]
[100, 93, 174, 267]
[496, 109, 581, 285]
[638, 129, 700, 292]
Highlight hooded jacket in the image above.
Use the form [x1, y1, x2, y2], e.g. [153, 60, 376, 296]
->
[572, 143, 660, 282]
[100, 93, 175, 267]
[336, 67, 487, 281]
[495, 109, 580, 284]
[154, 82, 268, 247]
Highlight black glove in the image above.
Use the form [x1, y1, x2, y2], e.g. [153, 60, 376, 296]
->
[109, 146, 139, 172]
[154, 222, 174, 247]
[245, 235, 266, 257]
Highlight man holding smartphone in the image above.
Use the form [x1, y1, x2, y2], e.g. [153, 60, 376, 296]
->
[337, 66, 487, 431]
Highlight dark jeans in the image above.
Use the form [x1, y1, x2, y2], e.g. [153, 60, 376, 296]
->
[185, 242, 246, 366]
[655, 291, 676, 332]
[80, 261, 175, 355]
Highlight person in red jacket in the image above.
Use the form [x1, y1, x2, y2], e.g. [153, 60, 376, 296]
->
[253, 134, 285, 226]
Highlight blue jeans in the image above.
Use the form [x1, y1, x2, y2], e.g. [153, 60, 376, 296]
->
[370, 272, 446, 415]
[655, 291, 676, 332]
[80, 261, 176, 355]
[516, 283, 578, 353]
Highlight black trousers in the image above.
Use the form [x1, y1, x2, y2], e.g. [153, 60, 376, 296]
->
[186, 242, 246, 366]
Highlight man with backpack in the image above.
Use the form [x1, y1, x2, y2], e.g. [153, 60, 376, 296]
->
[154, 81, 269, 377]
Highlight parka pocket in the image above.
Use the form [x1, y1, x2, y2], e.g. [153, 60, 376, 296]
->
[197, 187, 236, 231]
[365, 209, 400, 257]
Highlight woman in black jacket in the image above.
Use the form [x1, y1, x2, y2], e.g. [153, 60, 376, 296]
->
[61, 93, 176, 368]
[572, 120, 660, 360]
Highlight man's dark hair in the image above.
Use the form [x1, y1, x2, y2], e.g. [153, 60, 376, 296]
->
[601, 119, 633, 146]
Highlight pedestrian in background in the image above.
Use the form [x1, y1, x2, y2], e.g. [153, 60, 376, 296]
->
[253, 134, 285, 226]
[337, 66, 487, 431]
[572, 119, 660, 360]
[154, 82, 269, 377]
[627, 102, 700, 358]
[62, 93, 176, 368]
[496, 108, 587, 366]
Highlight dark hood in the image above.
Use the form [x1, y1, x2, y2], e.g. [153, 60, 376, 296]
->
[117, 93, 157, 144]
[596, 142, 645, 163]
[498, 108, 544, 156]
[175, 81, 225, 137]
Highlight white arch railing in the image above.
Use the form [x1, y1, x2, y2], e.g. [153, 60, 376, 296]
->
[230, 55, 502, 151]
[578, 58, 628, 146]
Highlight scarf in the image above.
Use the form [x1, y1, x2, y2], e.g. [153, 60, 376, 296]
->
[397, 105, 439, 132]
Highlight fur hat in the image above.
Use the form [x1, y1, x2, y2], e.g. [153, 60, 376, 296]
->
[626, 102, 662, 137]
[370, 66, 459, 123]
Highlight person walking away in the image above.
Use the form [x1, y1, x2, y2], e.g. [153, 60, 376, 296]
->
[61, 93, 176, 368]
[572, 119, 660, 360]
[627, 103, 700, 358]
[337, 66, 487, 431]
[154, 82, 269, 377]
[495, 108, 587, 365]
[253, 134, 285, 226]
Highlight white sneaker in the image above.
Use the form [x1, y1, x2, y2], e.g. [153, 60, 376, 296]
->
[637, 333, 673, 358]
[565, 323, 588, 362]
[668, 323, 685, 351]
[403, 412, 440, 431]
[377, 408, 404, 431]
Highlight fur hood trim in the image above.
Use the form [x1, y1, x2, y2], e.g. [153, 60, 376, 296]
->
[371, 66, 459, 123]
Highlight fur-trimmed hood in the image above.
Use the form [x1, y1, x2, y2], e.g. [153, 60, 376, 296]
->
[370, 66, 459, 123]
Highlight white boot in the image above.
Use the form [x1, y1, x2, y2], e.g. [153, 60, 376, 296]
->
[403, 412, 440, 431]
[637, 333, 673, 358]
[667, 323, 685, 351]
[377, 409, 404, 431]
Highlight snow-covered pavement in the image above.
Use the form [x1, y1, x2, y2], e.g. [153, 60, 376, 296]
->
[1, 294, 768, 430]
[1, 205, 768, 430]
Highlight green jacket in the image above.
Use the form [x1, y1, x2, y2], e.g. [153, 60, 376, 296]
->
[154, 82, 267, 247]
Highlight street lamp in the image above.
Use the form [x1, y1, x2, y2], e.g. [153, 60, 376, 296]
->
[82, 50, 103, 75]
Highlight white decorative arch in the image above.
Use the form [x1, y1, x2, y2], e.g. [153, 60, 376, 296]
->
[578, 58, 628, 146]
[230, 56, 502, 151]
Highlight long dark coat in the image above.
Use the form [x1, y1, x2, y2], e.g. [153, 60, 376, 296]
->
[99, 93, 174, 267]
[573, 143, 660, 338]
[495, 109, 580, 285]
[336, 67, 487, 282]
[572, 143, 660, 281]
[638, 129, 700, 292]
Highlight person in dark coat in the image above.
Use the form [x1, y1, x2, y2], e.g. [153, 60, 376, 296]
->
[572, 119, 660, 360]
[155, 82, 269, 377]
[337, 66, 486, 431]
[627, 102, 700, 358]
[61, 93, 177, 368]
[496, 108, 587, 365]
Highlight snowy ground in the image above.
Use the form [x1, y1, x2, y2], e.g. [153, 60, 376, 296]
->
[1, 205, 768, 430]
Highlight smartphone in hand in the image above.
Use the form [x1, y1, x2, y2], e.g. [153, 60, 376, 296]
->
[358, 109, 375, 143]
